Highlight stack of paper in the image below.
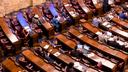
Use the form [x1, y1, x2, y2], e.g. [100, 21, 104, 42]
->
[44, 45, 50, 49]
[53, 52, 61, 57]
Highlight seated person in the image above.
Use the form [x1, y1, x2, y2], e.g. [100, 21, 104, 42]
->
[37, 32, 43, 43]
[0, 32, 4, 37]
[32, 14, 44, 29]
[77, 42, 90, 55]
[121, 2, 128, 11]
[11, 18, 19, 26]
[104, 31, 112, 37]
[44, 51, 54, 64]
[82, 44, 90, 55]
[18, 55, 28, 66]
[49, 39, 61, 48]
[0, 38, 9, 44]
[59, 46, 69, 54]
[34, 47, 44, 56]
[26, 35, 33, 47]
[0, 63, 4, 72]
[107, 37, 116, 47]
[51, 15, 61, 32]
[14, 26, 24, 39]
[118, 11, 128, 20]
[97, 61, 103, 69]
[92, 17, 101, 27]
[64, 62, 76, 72]
[69, 48, 83, 61]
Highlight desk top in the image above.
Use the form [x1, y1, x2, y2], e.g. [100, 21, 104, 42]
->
[69, 28, 128, 62]
[56, 34, 77, 49]
[110, 26, 128, 38]
[112, 17, 128, 29]
[0, 17, 18, 43]
[63, 0, 79, 18]
[22, 49, 59, 72]
[2, 58, 24, 72]
[77, 0, 91, 13]
[82, 22, 101, 34]
[87, 52, 116, 70]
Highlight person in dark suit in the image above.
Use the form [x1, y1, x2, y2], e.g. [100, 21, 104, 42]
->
[69, 48, 83, 61]
[65, 62, 76, 72]
[27, 35, 33, 47]
[103, 0, 111, 13]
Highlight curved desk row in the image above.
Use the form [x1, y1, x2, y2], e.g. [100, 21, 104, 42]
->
[68, 28, 128, 63]
[0, 17, 19, 44]
[77, 0, 93, 19]
[2, 58, 24, 72]
[55, 33, 117, 71]
[22, 49, 59, 72]
[63, 0, 80, 22]
[112, 17, 128, 29]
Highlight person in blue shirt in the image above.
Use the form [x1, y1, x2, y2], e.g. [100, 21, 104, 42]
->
[118, 11, 128, 20]
[51, 15, 61, 32]
[92, 17, 100, 27]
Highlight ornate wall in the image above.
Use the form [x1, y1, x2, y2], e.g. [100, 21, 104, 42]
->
[0, 0, 46, 17]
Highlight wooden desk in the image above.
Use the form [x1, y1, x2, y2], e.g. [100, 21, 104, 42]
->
[112, 17, 128, 29]
[101, 22, 128, 40]
[110, 26, 128, 39]
[87, 52, 117, 71]
[68, 28, 128, 62]
[77, 0, 93, 19]
[32, 7, 54, 36]
[81, 22, 101, 34]
[40, 41, 98, 72]
[92, 0, 103, 15]
[55, 34, 77, 49]
[63, 0, 80, 21]
[2, 58, 24, 72]
[22, 49, 59, 72]
[0, 17, 18, 44]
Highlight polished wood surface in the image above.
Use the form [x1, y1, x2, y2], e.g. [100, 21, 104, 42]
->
[87, 52, 117, 71]
[63, 0, 80, 20]
[0, 17, 18, 43]
[110, 26, 128, 39]
[81, 22, 101, 34]
[112, 17, 128, 29]
[69, 28, 128, 62]
[100, 21, 128, 40]
[22, 49, 59, 72]
[56, 34, 77, 49]
[77, 0, 93, 19]
[2, 58, 24, 72]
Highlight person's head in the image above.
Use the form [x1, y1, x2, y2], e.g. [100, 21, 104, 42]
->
[54, 15, 58, 18]
[68, 62, 74, 67]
